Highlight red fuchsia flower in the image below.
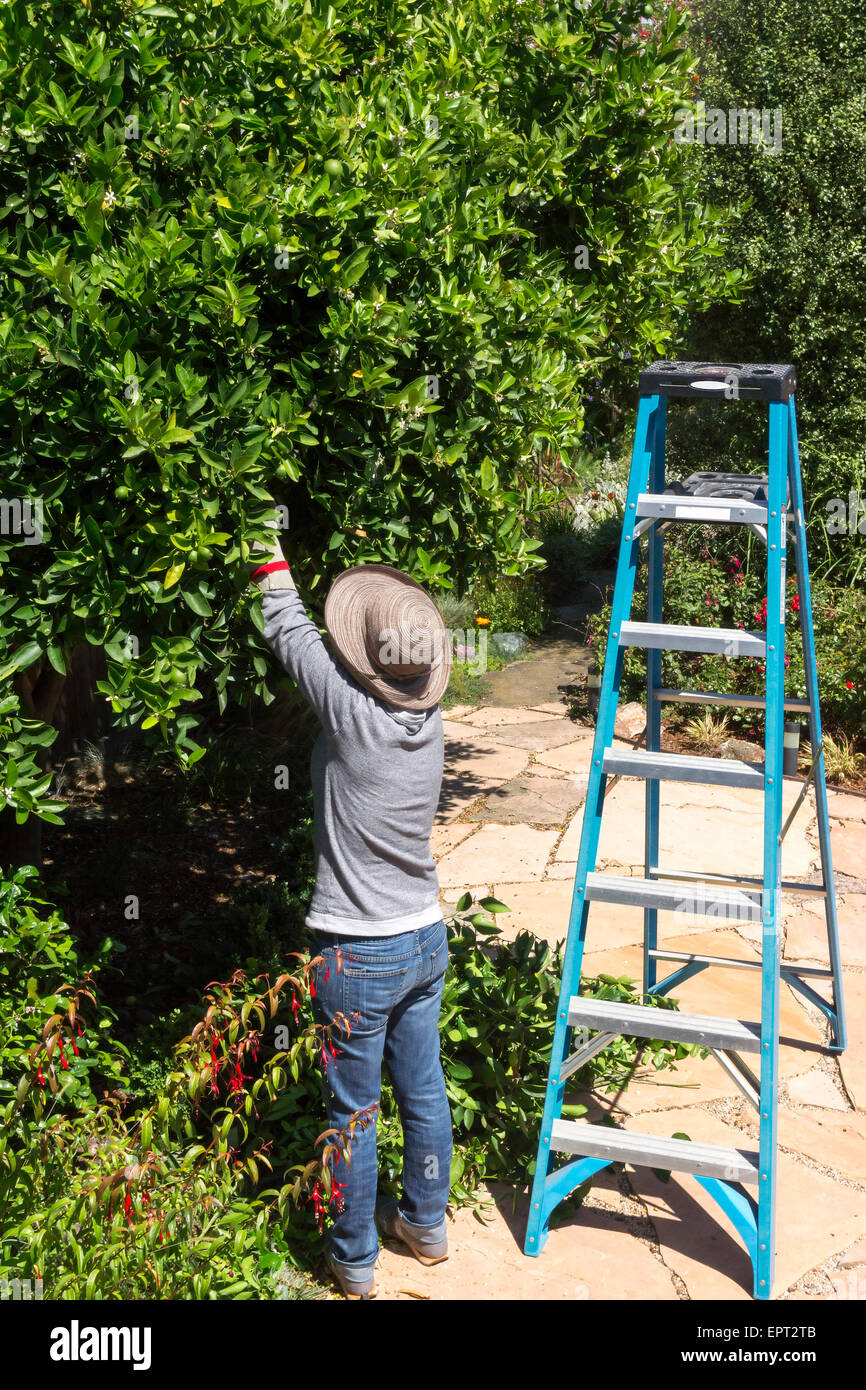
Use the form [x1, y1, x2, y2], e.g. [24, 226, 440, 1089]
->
[58, 1035, 68, 1071]
[228, 1058, 248, 1094]
[291, 991, 299, 1018]
[784, 654, 790, 668]
[790, 594, 800, 612]
[37, 1063, 45, 1087]
[307, 1179, 327, 1231]
[730, 557, 741, 569]
[847, 681, 855, 689]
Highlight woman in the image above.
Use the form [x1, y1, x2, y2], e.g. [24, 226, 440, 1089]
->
[248, 515, 453, 1299]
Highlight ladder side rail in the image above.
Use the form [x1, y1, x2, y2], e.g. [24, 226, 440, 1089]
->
[787, 398, 846, 1051]
[524, 392, 660, 1255]
[755, 400, 789, 1298]
[644, 397, 666, 992]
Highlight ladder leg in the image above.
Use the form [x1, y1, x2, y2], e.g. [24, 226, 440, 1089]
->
[787, 399, 846, 1051]
[754, 402, 788, 1299]
[644, 398, 666, 993]
[525, 393, 662, 1255]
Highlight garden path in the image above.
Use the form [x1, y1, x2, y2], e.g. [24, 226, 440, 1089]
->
[373, 641, 866, 1302]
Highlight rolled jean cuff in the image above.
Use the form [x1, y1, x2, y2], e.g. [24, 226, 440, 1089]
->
[397, 1207, 447, 1239]
[329, 1250, 379, 1274]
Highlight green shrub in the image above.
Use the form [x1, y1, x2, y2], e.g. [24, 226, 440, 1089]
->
[675, 0, 866, 586]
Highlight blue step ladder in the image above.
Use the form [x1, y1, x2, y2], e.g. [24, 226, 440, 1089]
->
[524, 360, 846, 1300]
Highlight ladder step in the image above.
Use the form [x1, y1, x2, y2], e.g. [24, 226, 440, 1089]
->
[636, 492, 768, 525]
[620, 621, 766, 657]
[585, 872, 763, 922]
[550, 1119, 760, 1184]
[654, 688, 810, 714]
[603, 748, 764, 790]
[568, 996, 762, 1053]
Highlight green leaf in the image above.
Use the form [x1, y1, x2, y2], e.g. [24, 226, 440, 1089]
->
[46, 644, 67, 676]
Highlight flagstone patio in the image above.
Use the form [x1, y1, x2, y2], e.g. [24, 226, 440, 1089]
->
[376, 669, 866, 1302]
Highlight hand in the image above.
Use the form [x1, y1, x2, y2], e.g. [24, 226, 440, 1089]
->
[246, 507, 295, 591]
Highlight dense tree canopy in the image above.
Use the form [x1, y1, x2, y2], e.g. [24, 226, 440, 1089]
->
[0, 0, 742, 810]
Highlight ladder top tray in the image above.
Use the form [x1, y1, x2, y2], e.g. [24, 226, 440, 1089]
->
[639, 360, 796, 402]
[664, 471, 769, 503]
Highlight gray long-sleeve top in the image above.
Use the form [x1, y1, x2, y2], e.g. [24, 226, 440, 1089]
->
[260, 584, 445, 936]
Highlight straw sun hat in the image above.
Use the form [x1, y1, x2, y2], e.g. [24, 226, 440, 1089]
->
[324, 563, 452, 711]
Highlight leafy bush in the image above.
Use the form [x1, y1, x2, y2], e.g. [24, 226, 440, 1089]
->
[673, 0, 866, 585]
[0, 0, 745, 820]
[0, 869, 346, 1298]
[471, 572, 551, 636]
[0, 864, 129, 1110]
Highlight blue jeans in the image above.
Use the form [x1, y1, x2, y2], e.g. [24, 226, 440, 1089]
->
[308, 918, 452, 1271]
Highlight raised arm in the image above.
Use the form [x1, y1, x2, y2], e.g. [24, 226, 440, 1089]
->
[247, 513, 358, 735]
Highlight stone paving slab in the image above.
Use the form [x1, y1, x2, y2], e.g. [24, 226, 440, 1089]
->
[437, 737, 530, 824]
[483, 879, 574, 945]
[534, 739, 595, 775]
[459, 705, 560, 728]
[826, 789, 866, 822]
[786, 1068, 849, 1110]
[826, 820, 866, 884]
[481, 720, 591, 752]
[430, 821, 478, 859]
[741, 1103, 866, 1184]
[785, 895, 866, 969]
[472, 776, 586, 827]
[436, 823, 559, 887]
